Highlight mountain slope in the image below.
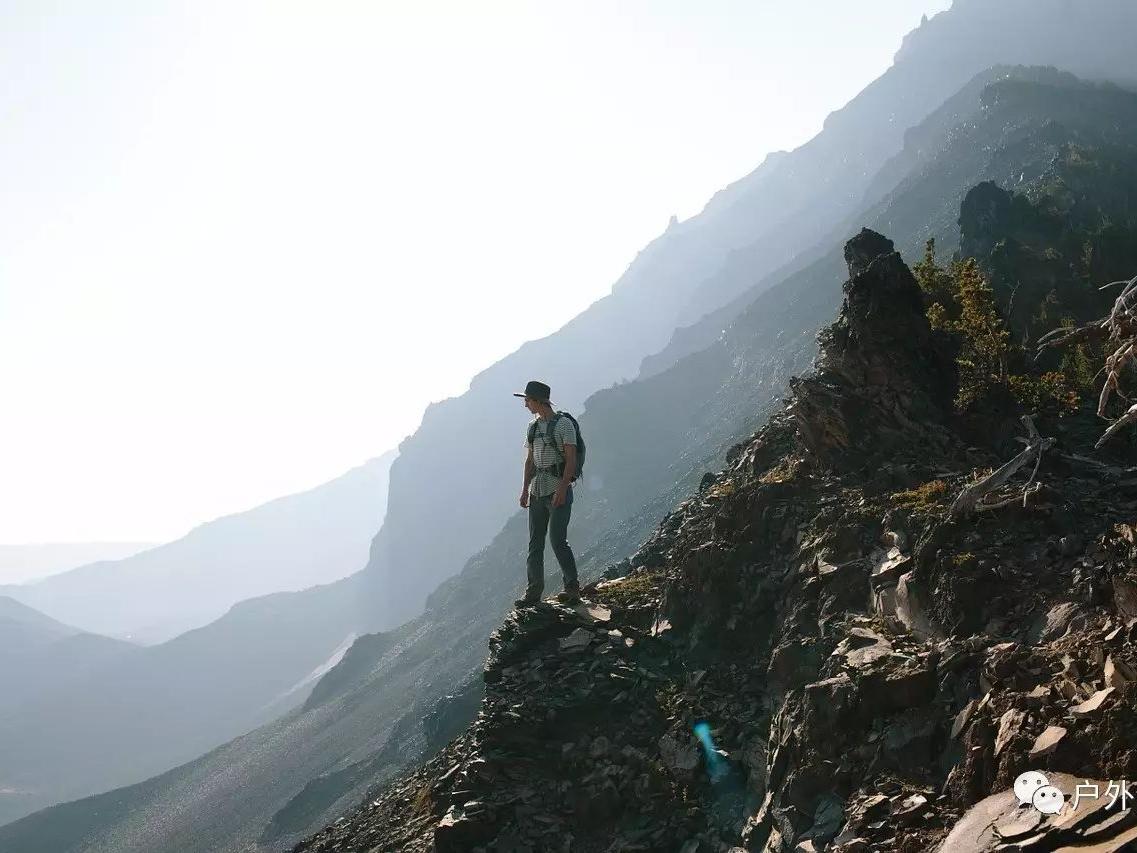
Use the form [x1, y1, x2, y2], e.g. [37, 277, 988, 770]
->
[0, 595, 79, 647]
[361, 0, 1137, 636]
[0, 597, 137, 714]
[1, 452, 395, 643]
[0, 543, 153, 585]
[297, 223, 1137, 852]
[0, 574, 372, 828]
[10, 62, 1137, 852]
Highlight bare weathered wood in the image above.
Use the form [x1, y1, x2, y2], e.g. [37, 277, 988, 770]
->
[1096, 402, 1137, 450]
[1034, 317, 1107, 360]
[1056, 451, 1115, 469]
[1041, 271, 1137, 447]
[949, 416, 1053, 519]
[974, 482, 1042, 513]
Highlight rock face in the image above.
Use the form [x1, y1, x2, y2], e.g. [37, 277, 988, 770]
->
[789, 229, 955, 471]
[296, 227, 1137, 852]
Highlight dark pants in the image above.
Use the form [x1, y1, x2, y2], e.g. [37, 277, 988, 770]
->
[526, 487, 578, 598]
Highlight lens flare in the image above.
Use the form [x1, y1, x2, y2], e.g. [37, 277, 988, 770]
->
[693, 721, 728, 781]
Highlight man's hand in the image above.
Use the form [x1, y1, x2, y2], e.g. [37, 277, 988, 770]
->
[552, 485, 567, 508]
[519, 489, 529, 508]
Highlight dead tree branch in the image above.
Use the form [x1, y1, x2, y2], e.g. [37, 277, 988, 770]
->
[1039, 272, 1137, 447]
[1034, 318, 1107, 360]
[949, 416, 1054, 520]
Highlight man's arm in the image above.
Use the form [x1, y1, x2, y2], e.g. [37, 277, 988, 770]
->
[552, 441, 576, 507]
[520, 444, 535, 507]
[558, 444, 577, 488]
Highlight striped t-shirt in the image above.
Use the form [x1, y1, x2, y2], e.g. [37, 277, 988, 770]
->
[527, 415, 578, 498]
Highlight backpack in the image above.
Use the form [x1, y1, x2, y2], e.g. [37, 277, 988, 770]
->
[527, 412, 586, 482]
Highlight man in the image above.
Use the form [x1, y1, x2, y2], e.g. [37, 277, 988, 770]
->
[513, 379, 580, 607]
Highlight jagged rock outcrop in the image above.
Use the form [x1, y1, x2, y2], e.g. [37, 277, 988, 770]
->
[296, 231, 1137, 852]
[788, 229, 955, 471]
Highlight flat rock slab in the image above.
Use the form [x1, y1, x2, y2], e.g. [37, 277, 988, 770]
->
[576, 602, 612, 623]
[1029, 725, 1067, 759]
[558, 628, 593, 650]
[1071, 687, 1115, 716]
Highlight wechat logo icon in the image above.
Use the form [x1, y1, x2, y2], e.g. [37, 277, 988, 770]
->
[1015, 771, 1065, 815]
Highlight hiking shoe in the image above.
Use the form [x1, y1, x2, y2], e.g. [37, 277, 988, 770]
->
[554, 589, 581, 605]
[514, 596, 540, 608]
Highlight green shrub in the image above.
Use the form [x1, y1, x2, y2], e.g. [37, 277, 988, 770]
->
[916, 242, 1084, 415]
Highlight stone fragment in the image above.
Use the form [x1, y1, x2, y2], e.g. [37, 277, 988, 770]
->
[994, 709, 1025, 756]
[849, 793, 889, 824]
[881, 711, 936, 766]
[581, 603, 612, 623]
[1071, 686, 1114, 716]
[893, 793, 929, 824]
[434, 803, 493, 852]
[869, 546, 910, 590]
[950, 699, 977, 739]
[858, 663, 935, 719]
[1104, 655, 1135, 688]
[808, 793, 845, 843]
[1029, 601, 1084, 643]
[658, 732, 699, 781]
[558, 628, 593, 651]
[993, 807, 1043, 840]
[1029, 725, 1066, 759]
[880, 530, 906, 549]
[896, 571, 936, 639]
[832, 628, 892, 668]
[1113, 575, 1137, 621]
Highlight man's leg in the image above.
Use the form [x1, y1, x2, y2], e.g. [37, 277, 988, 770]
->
[525, 494, 551, 600]
[549, 487, 578, 593]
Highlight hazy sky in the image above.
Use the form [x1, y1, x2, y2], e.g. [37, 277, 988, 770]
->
[1, 0, 951, 544]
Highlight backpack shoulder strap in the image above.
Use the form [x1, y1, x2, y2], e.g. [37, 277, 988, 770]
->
[547, 413, 563, 452]
[526, 419, 538, 445]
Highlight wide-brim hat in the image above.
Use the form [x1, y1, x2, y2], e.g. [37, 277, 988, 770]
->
[513, 380, 551, 401]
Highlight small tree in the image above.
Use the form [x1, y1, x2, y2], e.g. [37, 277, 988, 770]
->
[913, 238, 956, 329]
[919, 247, 1079, 414]
[953, 258, 1010, 409]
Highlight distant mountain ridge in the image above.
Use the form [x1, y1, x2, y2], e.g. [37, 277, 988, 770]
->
[0, 575, 369, 828]
[2, 452, 396, 643]
[0, 596, 88, 649]
[0, 453, 395, 827]
[0, 543, 152, 585]
[0, 595, 137, 730]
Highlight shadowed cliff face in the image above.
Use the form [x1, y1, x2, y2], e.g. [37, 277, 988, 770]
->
[294, 223, 1137, 852]
[787, 230, 955, 473]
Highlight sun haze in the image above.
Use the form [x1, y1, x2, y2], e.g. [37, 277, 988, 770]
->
[0, 0, 949, 543]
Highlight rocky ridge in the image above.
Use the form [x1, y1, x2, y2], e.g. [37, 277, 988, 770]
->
[299, 228, 1137, 852]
